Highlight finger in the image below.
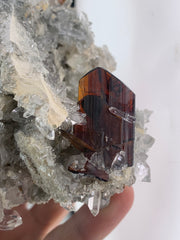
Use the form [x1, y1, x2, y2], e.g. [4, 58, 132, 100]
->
[31, 199, 68, 233]
[45, 186, 134, 240]
[13, 203, 29, 218]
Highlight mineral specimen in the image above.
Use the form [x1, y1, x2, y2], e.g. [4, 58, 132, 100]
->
[63, 67, 135, 181]
[0, 0, 154, 230]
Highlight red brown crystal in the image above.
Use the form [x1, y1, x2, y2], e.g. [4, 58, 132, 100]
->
[65, 67, 135, 181]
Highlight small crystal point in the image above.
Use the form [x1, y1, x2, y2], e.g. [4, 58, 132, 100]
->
[88, 190, 101, 216]
[108, 106, 136, 124]
[35, 118, 55, 140]
[0, 209, 22, 231]
[111, 151, 126, 170]
[135, 161, 151, 182]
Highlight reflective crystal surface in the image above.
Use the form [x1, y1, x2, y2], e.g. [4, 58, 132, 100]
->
[65, 67, 135, 181]
[88, 190, 101, 216]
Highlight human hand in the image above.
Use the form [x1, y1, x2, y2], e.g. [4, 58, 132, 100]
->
[0, 187, 133, 240]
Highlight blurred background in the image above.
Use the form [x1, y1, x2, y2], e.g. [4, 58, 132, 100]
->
[77, 0, 180, 239]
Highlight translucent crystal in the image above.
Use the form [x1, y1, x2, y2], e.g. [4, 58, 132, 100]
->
[35, 118, 55, 140]
[135, 161, 151, 182]
[0, 209, 22, 231]
[88, 190, 101, 216]
[111, 151, 127, 170]
[109, 106, 136, 124]
[134, 110, 154, 182]
[11, 107, 29, 124]
[90, 151, 105, 170]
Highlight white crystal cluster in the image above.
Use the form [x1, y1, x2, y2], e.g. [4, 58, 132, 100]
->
[0, 0, 154, 229]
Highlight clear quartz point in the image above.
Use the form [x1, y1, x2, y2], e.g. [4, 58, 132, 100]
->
[35, 118, 55, 140]
[0, 209, 22, 231]
[108, 106, 136, 124]
[88, 190, 101, 216]
[111, 151, 126, 170]
[135, 161, 151, 182]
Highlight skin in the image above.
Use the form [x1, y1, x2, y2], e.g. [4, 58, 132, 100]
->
[0, 187, 134, 240]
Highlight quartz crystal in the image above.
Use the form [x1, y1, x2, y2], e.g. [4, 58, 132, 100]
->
[88, 190, 101, 217]
[0, 0, 154, 228]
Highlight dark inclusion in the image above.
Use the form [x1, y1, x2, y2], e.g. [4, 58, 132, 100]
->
[61, 67, 135, 181]
[81, 95, 105, 130]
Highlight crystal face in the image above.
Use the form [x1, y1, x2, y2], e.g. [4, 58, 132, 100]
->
[64, 67, 135, 180]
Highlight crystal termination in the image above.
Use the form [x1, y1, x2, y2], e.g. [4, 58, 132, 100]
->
[63, 67, 135, 182]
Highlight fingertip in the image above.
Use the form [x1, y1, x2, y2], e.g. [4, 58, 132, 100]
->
[95, 186, 134, 230]
[111, 186, 134, 213]
[12, 203, 29, 218]
[44, 187, 134, 240]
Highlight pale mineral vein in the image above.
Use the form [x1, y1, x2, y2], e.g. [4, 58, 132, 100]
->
[10, 14, 68, 127]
